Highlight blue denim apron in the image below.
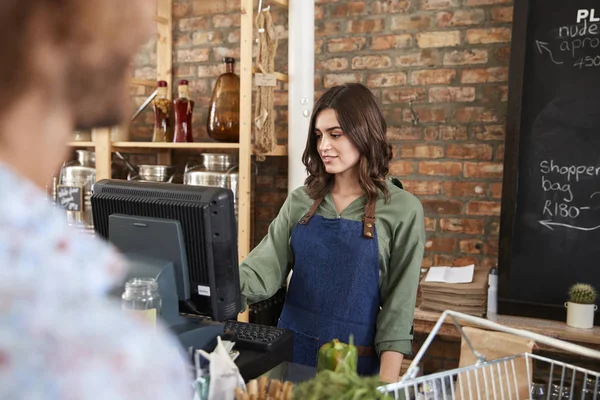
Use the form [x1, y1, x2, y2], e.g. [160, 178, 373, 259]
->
[277, 197, 380, 375]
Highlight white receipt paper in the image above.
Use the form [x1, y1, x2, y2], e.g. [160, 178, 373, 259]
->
[425, 264, 475, 284]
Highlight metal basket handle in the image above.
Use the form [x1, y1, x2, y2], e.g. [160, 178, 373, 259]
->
[403, 310, 600, 382]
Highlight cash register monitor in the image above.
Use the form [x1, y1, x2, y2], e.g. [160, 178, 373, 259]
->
[91, 179, 241, 323]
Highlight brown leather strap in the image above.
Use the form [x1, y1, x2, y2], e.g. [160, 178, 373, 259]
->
[363, 200, 376, 239]
[298, 197, 324, 225]
[356, 345, 375, 357]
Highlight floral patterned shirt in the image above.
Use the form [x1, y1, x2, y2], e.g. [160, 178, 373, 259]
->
[0, 163, 192, 399]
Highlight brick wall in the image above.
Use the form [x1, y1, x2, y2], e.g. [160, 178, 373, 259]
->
[314, 0, 512, 268]
[129, 0, 513, 262]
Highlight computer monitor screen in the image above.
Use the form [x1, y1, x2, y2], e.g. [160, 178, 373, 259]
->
[91, 179, 240, 322]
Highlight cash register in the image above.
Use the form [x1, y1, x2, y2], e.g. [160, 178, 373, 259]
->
[91, 179, 292, 379]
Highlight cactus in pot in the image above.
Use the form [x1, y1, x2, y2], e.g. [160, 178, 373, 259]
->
[566, 283, 598, 329]
[568, 283, 597, 304]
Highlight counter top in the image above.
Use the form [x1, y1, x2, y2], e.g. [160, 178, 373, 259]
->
[414, 308, 600, 347]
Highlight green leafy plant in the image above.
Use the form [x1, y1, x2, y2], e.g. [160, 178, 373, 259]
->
[568, 283, 598, 305]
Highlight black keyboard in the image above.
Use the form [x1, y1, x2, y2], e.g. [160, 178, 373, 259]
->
[223, 321, 289, 352]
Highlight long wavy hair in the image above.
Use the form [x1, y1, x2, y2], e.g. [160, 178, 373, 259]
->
[302, 83, 394, 204]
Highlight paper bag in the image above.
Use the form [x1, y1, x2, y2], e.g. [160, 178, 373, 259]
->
[197, 337, 245, 400]
[455, 326, 535, 400]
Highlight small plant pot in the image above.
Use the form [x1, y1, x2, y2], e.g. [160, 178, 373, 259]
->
[565, 302, 597, 329]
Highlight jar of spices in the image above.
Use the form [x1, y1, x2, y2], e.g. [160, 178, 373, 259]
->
[152, 80, 173, 142]
[173, 79, 195, 142]
[121, 278, 162, 327]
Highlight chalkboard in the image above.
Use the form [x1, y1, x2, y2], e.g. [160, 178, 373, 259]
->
[499, 0, 600, 323]
[56, 185, 83, 212]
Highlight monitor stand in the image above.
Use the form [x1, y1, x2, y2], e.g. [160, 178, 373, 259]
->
[110, 254, 224, 352]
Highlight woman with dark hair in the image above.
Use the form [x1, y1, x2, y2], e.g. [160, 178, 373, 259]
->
[240, 83, 425, 382]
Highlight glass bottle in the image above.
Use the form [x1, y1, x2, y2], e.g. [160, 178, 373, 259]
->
[121, 278, 162, 327]
[152, 80, 173, 142]
[207, 57, 240, 143]
[173, 79, 194, 142]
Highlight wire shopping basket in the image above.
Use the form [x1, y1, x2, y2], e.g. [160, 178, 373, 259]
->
[379, 310, 600, 400]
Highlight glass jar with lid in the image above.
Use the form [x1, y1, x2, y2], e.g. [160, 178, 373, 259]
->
[121, 278, 162, 327]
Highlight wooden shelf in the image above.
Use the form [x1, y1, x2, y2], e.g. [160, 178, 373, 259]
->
[252, 69, 289, 82]
[112, 142, 240, 149]
[129, 78, 156, 87]
[67, 141, 94, 147]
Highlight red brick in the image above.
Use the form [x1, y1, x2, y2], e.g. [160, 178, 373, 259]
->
[403, 107, 448, 123]
[484, 237, 499, 255]
[327, 37, 367, 53]
[323, 73, 361, 88]
[440, 218, 485, 235]
[434, 255, 480, 267]
[255, 175, 274, 188]
[429, 87, 476, 102]
[173, 2, 191, 18]
[197, 65, 224, 77]
[422, 199, 463, 215]
[464, 162, 503, 178]
[411, 69, 456, 85]
[426, 236, 457, 252]
[461, 67, 509, 83]
[443, 181, 487, 197]
[382, 87, 427, 103]
[228, 30, 240, 43]
[495, 47, 511, 63]
[466, 0, 510, 4]
[400, 144, 444, 158]
[346, 19, 385, 34]
[417, 31, 461, 48]
[315, 39, 324, 54]
[178, 17, 210, 32]
[467, 201, 501, 216]
[419, 0, 460, 10]
[481, 85, 509, 103]
[459, 239, 485, 254]
[370, 0, 411, 13]
[436, 10, 485, 27]
[491, 6, 513, 22]
[466, 28, 512, 44]
[446, 143, 493, 160]
[421, 254, 434, 268]
[496, 144, 505, 160]
[371, 34, 412, 50]
[317, 21, 342, 36]
[424, 125, 468, 141]
[453, 107, 499, 123]
[389, 160, 416, 176]
[192, 1, 238, 15]
[367, 72, 408, 87]
[212, 46, 240, 61]
[315, 5, 324, 20]
[403, 180, 442, 195]
[424, 217, 437, 231]
[213, 14, 239, 28]
[443, 49, 489, 65]
[318, 57, 349, 71]
[418, 161, 462, 176]
[488, 222, 500, 235]
[396, 50, 441, 67]
[391, 14, 433, 31]
[387, 126, 423, 140]
[352, 55, 392, 69]
[176, 48, 210, 63]
[490, 182, 503, 198]
[472, 125, 505, 140]
[192, 31, 224, 45]
[332, 2, 367, 16]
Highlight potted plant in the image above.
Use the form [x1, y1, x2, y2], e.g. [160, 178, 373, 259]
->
[565, 283, 598, 329]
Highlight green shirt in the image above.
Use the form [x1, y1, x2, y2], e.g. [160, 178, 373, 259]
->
[240, 178, 426, 355]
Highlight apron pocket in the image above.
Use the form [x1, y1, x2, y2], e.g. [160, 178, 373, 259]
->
[278, 318, 320, 367]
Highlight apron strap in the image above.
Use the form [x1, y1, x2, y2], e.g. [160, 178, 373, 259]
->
[363, 200, 376, 239]
[298, 197, 323, 225]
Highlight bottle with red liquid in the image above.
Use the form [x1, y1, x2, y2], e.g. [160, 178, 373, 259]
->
[152, 81, 173, 142]
[207, 57, 240, 143]
[173, 80, 194, 143]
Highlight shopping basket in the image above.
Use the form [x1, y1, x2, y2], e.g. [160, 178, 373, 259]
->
[379, 310, 600, 400]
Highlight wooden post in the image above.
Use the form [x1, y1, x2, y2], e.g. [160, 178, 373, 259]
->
[238, 0, 254, 323]
[93, 128, 112, 181]
[157, 0, 173, 99]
